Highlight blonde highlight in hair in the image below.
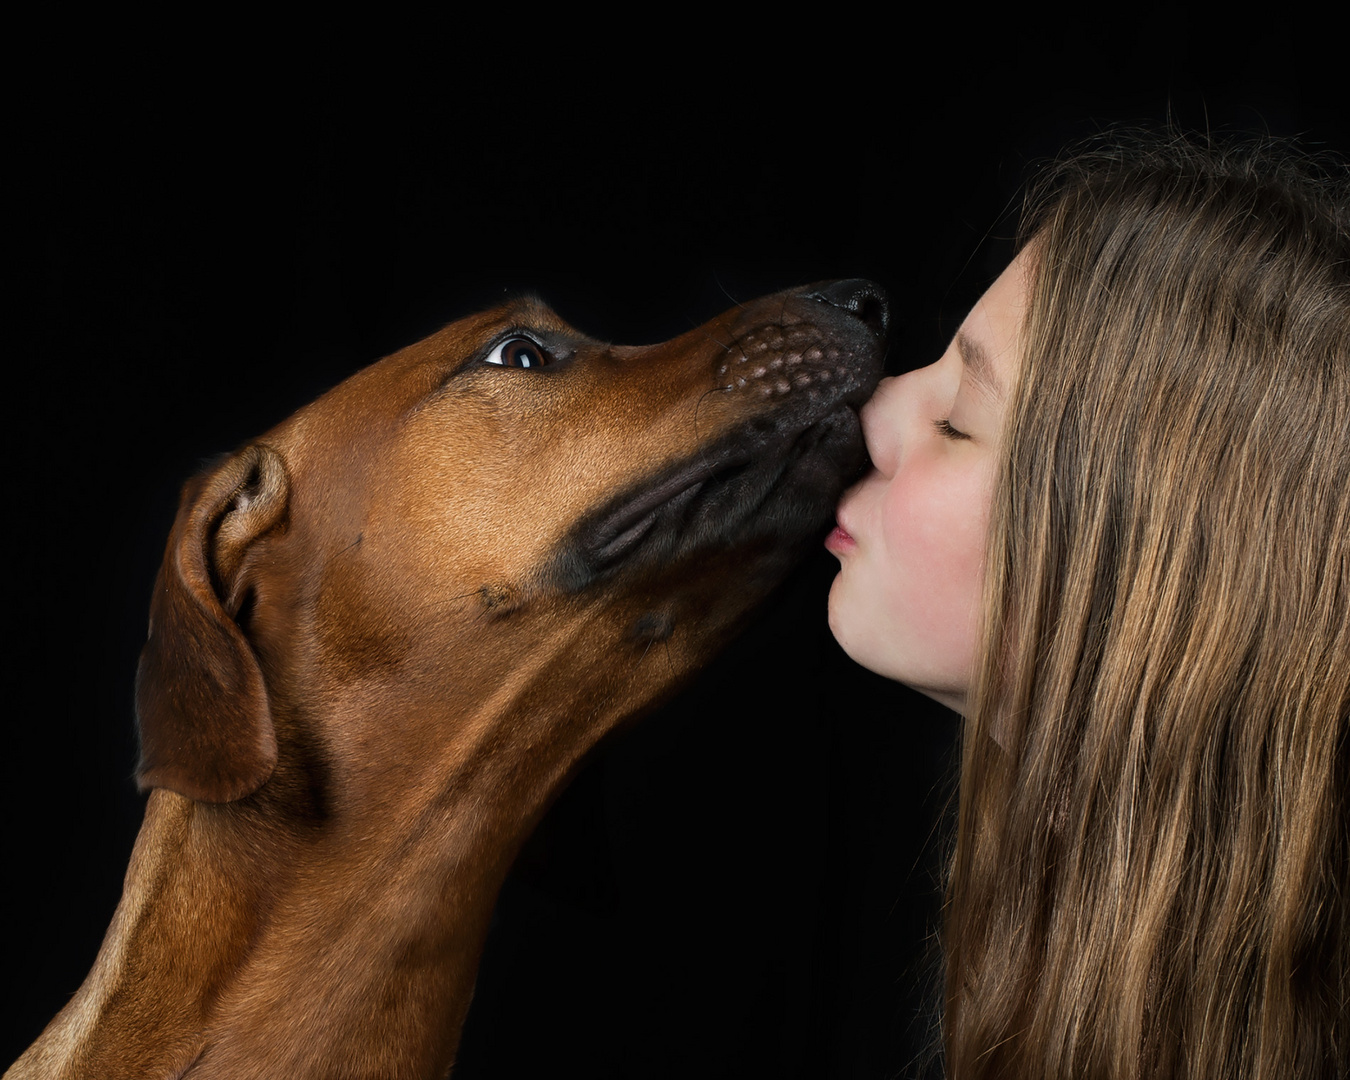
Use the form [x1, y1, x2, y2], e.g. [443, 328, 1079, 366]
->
[945, 134, 1350, 1079]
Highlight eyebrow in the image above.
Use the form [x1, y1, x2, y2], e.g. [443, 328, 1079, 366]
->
[956, 331, 1005, 401]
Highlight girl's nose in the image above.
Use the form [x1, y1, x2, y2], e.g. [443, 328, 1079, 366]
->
[860, 376, 902, 475]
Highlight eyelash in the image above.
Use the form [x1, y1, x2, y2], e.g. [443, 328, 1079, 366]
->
[933, 417, 971, 441]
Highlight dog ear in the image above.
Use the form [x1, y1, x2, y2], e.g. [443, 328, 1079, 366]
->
[135, 445, 289, 803]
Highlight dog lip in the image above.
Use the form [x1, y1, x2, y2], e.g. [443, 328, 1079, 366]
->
[586, 450, 748, 565]
[592, 480, 702, 563]
[572, 400, 866, 577]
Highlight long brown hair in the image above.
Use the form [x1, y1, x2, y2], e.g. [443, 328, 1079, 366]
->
[945, 134, 1350, 1078]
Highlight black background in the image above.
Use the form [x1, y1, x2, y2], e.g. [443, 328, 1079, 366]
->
[8, 17, 1345, 1078]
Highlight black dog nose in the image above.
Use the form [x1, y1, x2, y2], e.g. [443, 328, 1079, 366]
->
[805, 279, 890, 338]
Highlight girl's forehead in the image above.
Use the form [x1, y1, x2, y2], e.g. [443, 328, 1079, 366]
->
[958, 248, 1032, 396]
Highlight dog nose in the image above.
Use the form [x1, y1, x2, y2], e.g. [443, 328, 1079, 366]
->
[805, 279, 890, 338]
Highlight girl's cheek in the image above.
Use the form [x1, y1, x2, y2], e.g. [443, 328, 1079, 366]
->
[880, 456, 991, 613]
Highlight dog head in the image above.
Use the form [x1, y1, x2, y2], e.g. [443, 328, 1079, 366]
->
[135, 282, 887, 806]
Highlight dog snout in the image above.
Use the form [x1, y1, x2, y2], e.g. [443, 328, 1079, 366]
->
[804, 279, 891, 339]
[714, 280, 889, 404]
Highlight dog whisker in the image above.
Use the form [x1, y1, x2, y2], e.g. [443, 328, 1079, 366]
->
[712, 271, 748, 312]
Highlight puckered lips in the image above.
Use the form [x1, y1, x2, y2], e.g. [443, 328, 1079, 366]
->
[825, 522, 856, 554]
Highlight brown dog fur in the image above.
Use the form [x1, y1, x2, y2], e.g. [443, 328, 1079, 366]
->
[9, 283, 886, 1079]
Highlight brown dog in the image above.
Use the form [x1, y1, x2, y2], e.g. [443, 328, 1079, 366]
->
[9, 282, 886, 1079]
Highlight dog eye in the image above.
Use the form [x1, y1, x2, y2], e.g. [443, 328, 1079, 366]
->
[483, 337, 551, 369]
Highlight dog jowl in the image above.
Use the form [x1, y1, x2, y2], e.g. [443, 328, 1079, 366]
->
[11, 280, 887, 1080]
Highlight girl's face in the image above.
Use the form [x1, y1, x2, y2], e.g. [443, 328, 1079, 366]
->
[826, 250, 1028, 713]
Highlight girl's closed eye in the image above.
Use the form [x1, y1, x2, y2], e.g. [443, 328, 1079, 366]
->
[933, 417, 971, 441]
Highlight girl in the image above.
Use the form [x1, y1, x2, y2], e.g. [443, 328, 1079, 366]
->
[828, 134, 1349, 1078]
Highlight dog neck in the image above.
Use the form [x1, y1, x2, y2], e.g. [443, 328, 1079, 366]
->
[12, 692, 610, 1080]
